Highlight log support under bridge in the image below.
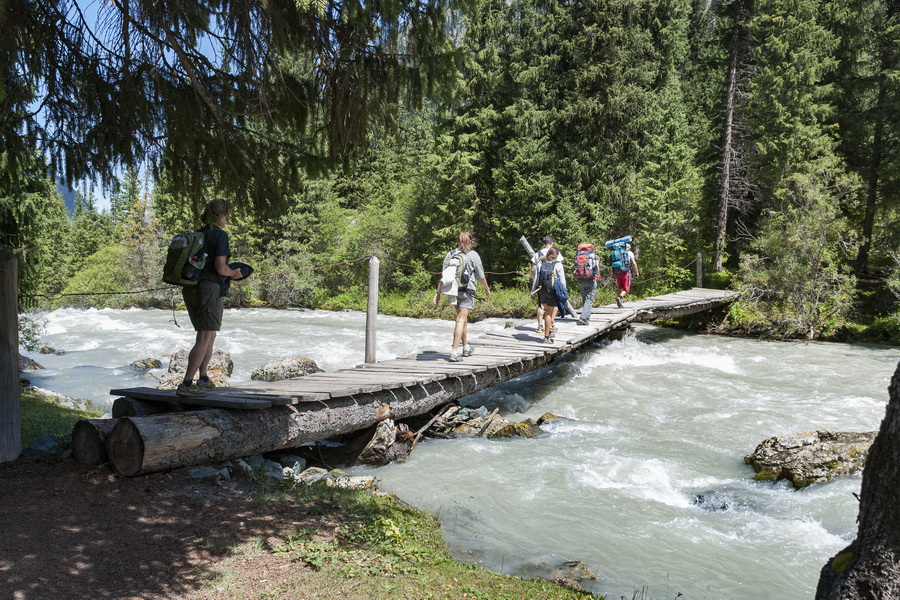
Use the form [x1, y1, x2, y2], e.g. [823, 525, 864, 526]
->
[91, 287, 738, 476]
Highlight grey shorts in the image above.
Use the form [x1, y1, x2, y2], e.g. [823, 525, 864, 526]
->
[183, 279, 224, 331]
[451, 292, 475, 310]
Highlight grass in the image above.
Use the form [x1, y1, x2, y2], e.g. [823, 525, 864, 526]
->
[19, 387, 104, 448]
[197, 479, 597, 600]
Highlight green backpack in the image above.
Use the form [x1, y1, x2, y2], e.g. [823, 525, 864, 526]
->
[162, 230, 207, 286]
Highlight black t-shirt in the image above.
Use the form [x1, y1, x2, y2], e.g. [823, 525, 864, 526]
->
[200, 224, 231, 296]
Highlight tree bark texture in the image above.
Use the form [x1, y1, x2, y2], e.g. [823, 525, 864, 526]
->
[107, 362, 533, 476]
[713, 0, 749, 272]
[855, 9, 893, 276]
[112, 396, 186, 418]
[816, 360, 900, 599]
[0, 250, 20, 463]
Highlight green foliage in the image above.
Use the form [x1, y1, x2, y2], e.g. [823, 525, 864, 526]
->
[20, 388, 104, 448]
[53, 245, 129, 309]
[68, 194, 117, 276]
[0, 153, 71, 306]
[733, 178, 857, 339]
[17, 314, 45, 352]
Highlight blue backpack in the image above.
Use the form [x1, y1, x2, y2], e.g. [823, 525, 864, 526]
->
[605, 236, 633, 275]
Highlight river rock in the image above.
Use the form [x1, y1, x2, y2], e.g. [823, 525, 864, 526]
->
[250, 356, 323, 382]
[25, 386, 94, 412]
[157, 349, 232, 389]
[22, 434, 62, 458]
[167, 349, 234, 376]
[744, 430, 877, 489]
[18, 354, 44, 371]
[130, 358, 162, 372]
[450, 408, 555, 439]
[156, 370, 229, 389]
[39, 346, 55, 354]
[550, 560, 598, 593]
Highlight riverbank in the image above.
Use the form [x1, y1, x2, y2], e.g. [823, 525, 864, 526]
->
[54, 278, 896, 345]
[7, 391, 594, 600]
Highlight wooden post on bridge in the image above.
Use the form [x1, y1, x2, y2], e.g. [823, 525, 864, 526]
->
[0, 250, 21, 462]
[696, 252, 703, 287]
[365, 256, 379, 363]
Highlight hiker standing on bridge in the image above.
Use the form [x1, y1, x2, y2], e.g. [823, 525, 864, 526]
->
[177, 198, 242, 398]
[531, 236, 556, 333]
[433, 231, 491, 362]
[612, 242, 639, 308]
[572, 242, 602, 325]
[532, 247, 567, 343]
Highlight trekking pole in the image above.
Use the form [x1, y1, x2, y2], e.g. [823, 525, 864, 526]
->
[365, 256, 379, 364]
[519, 236, 537, 260]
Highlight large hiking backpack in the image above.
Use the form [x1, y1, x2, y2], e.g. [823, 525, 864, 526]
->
[573, 244, 599, 279]
[162, 230, 208, 286]
[605, 235, 633, 275]
[440, 250, 475, 296]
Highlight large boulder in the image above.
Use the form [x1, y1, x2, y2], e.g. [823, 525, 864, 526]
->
[745, 430, 877, 489]
[251, 356, 323, 382]
[168, 349, 233, 376]
[130, 358, 162, 373]
[157, 349, 232, 389]
[18, 354, 44, 371]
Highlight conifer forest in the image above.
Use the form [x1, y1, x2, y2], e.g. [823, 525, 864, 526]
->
[2, 0, 898, 342]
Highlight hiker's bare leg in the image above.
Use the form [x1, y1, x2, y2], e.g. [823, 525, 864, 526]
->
[453, 307, 470, 349]
[542, 304, 555, 336]
[536, 301, 544, 329]
[186, 330, 217, 380]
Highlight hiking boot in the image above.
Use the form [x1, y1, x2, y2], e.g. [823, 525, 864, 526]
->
[537, 323, 544, 333]
[462, 345, 474, 357]
[449, 350, 463, 362]
[577, 319, 589, 326]
[616, 296, 624, 309]
[196, 378, 216, 390]
[541, 336, 551, 344]
[176, 381, 206, 398]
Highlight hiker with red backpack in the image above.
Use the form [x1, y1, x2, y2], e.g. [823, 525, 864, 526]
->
[572, 243, 602, 325]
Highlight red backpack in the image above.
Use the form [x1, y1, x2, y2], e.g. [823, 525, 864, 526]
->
[573, 244, 599, 279]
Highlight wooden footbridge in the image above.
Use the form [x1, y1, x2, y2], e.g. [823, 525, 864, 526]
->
[89, 288, 737, 476]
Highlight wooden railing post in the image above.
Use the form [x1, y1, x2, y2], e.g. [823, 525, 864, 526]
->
[0, 249, 21, 462]
[696, 252, 703, 288]
[365, 256, 379, 364]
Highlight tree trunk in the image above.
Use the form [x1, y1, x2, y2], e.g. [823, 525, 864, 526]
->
[112, 396, 186, 418]
[713, 0, 748, 272]
[816, 360, 900, 599]
[106, 363, 526, 476]
[0, 250, 20, 463]
[72, 418, 120, 466]
[855, 9, 893, 276]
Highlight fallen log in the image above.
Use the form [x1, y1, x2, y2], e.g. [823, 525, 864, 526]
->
[112, 396, 186, 418]
[72, 418, 119, 466]
[107, 360, 537, 476]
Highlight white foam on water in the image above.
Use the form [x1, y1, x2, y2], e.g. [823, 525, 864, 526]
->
[578, 336, 741, 376]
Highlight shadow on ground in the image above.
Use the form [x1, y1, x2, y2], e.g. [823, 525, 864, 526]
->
[0, 456, 303, 600]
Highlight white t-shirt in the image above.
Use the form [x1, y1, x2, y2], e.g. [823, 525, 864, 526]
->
[531, 247, 563, 266]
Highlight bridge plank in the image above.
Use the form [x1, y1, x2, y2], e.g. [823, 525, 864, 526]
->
[109, 387, 272, 409]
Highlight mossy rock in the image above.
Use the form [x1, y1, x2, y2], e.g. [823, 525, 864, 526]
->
[830, 551, 854, 575]
[488, 422, 537, 439]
